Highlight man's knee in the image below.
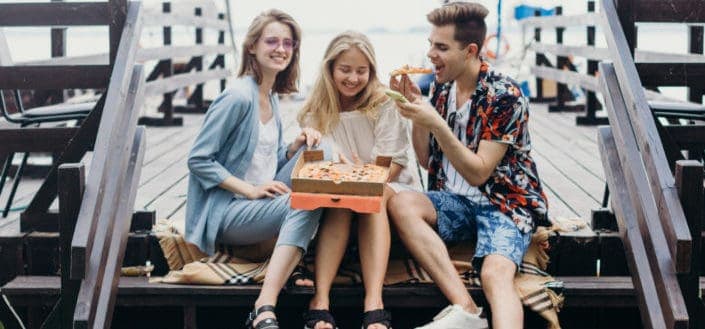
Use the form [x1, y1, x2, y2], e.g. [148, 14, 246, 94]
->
[480, 254, 517, 287]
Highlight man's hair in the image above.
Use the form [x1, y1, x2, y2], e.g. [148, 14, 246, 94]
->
[427, 2, 489, 51]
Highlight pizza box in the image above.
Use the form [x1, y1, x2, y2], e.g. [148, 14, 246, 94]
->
[290, 150, 392, 213]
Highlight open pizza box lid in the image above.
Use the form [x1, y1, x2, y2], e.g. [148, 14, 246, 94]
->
[290, 149, 392, 213]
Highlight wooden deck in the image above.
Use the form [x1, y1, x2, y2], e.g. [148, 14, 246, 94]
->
[0, 100, 605, 233]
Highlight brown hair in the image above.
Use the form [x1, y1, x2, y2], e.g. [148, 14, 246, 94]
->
[297, 31, 387, 134]
[427, 2, 488, 51]
[237, 9, 301, 93]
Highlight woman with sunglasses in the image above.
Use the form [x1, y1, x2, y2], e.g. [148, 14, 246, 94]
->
[185, 9, 323, 329]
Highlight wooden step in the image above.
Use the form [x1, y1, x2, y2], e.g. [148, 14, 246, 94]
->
[2, 275, 638, 308]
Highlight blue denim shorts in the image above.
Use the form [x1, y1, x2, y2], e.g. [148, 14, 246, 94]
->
[425, 191, 531, 270]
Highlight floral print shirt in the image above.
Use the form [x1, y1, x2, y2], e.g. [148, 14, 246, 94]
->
[427, 60, 549, 233]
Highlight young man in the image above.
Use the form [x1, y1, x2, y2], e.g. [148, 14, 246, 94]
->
[388, 2, 548, 329]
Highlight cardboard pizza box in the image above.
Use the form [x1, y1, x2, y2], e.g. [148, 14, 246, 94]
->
[290, 149, 392, 213]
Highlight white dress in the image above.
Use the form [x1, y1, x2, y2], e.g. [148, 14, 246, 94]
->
[318, 100, 420, 192]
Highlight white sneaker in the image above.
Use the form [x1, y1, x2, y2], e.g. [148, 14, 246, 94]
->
[414, 304, 488, 329]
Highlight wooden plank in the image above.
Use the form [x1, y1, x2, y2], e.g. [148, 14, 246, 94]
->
[633, 0, 705, 23]
[2, 275, 640, 308]
[665, 125, 705, 148]
[57, 163, 85, 329]
[141, 12, 229, 30]
[136, 45, 232, 62]
[637, 63, 705, 86]
[598, 62, 688, 328]
[0, 128, 80, 153]
[0, 2, 110, 26]
[601, 0, 692, 274]
[636, 51, 705, 64]
[675, 160, 704, 329]
[531, 66, 599, 92]
[73, 62, 146, 329]
[520, 13, 599, 28]
[70, 2, 143, 280]
[144, 68, 230, 96]
[530, 43, 610, 61]
[19, 54, 108, 66]
[532, 151, 599, 220]
[597, 126, 668, 329]
[93, 127, 147, 329]
[0, 66, 110, 89]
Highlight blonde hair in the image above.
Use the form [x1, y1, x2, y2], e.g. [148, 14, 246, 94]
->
[297, 31, 387, 134]
[427, 2, 488, 51]
[237, 9, 301, 94]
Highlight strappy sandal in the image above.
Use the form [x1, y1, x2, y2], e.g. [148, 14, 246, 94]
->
[244, 305, 279, 329]
[303, 309, 338, 329]
[286, 265, 315, 289]
[361, 309, 392, 329]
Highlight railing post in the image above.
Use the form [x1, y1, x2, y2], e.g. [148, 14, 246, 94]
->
[50, 0, 66, 104]
[532, 9, 544, 101]
[688, 25, 704, 104]
[675, 160, 704, 329]
[217, 12, 226, 92]
[549, 6, 570, 111]
[188, 7, 205, 111]
[158, 1, 174, 123]
[576, 0, 609, 126]
[108, 0, 127, 66]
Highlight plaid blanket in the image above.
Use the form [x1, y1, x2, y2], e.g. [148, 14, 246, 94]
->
[151, 221, 586, 329]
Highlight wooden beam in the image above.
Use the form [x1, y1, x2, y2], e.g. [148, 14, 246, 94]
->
[599, 62, 688, 329]
[92, 127, 146, 329]
[597, 126, 668, 329]
[664, 125, 705, 146]
[0, 2, 110, 26]
[58, 163, 85, 329]
[530, 42, 610, 61]
[633, 0, 705, 23]
[600, 0, 692, 273]
[675, 160, 704, 329]
[636, 63, 705, 86]
[73, 63, 145, 328]
[531, 66, 599, 91]
[70, 1, 143, 280]
[636, 51, 705, 64]
[144, 68, 229, 96]
[136, 45, 232, 62]
[0, 128, 80, 153]
[0, 66, 110, 89]
[17, 54, 108, 66]
[141, 12, 229, 30]
[520, 13, 598, 28]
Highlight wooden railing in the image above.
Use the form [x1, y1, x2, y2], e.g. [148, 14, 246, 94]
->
[137, 0, 235, 126]
[520, 1, 606, 126]
[30, 2, 148, 328]
[596, 0, 703, 328]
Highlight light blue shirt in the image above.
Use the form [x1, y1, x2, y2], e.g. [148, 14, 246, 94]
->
[186, 75, 288, 254]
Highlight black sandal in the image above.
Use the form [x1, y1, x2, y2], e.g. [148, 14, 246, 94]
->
[361, 309, 392, 329]
[244, 305, 279, 329]
[286, 265, 315, 289]
[303, 309, 338, 329]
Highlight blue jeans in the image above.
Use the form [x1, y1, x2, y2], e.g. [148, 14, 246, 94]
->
[426, 191, 531, 270]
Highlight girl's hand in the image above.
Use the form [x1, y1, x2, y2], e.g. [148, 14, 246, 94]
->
[246, 181, 291, 199]
[294, 127, 322, 149]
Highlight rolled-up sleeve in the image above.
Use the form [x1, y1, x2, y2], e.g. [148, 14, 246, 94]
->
[372, 101, 411, 167]
[187, 91, 246, 190]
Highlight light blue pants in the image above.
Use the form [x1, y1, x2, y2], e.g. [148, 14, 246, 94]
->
[218, 144, 331, 252]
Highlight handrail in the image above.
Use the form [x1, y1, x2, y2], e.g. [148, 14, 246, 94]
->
[599, 0, 692, 272]
[69, 1, 144, 280]
[520, 12, 599, 28]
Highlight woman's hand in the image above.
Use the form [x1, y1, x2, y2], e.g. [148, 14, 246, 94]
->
[293, 127, 322, 150]
[389, 74, 422, 103]
[245, 181, 291, 199]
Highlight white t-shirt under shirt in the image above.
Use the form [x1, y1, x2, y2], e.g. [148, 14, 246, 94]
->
[242, 118, 279, 186]
[441, 81, 489, 204]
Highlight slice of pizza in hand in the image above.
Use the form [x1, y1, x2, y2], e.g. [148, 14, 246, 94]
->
[390, 65, 433, 77]
[385, 89, 409, 104]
